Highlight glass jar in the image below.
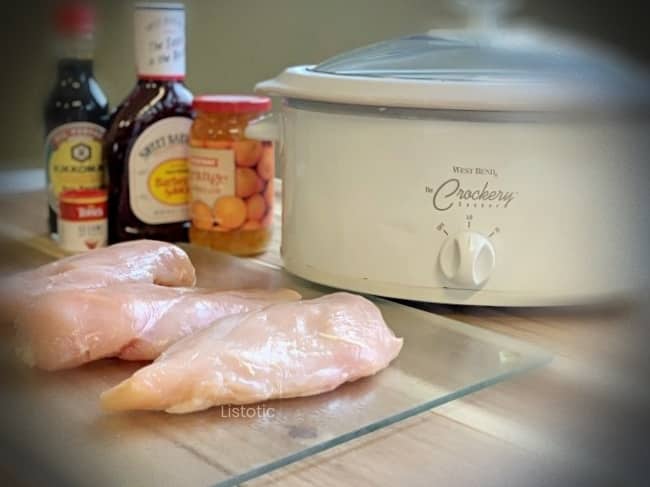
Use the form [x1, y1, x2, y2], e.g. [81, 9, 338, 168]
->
[188, 95, 274, 255]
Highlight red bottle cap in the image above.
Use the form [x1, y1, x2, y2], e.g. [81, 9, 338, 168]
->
[54, 1, 96, 36]
[192, 95, 272, 114]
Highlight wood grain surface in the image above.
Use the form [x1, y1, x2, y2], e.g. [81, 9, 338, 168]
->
[0, 186, 648, 487]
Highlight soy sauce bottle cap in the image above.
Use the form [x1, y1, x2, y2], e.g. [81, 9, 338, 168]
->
[54, 1, 96, 36]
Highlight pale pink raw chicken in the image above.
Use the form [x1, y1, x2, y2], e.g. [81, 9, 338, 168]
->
[101, 292, 403, 414]
[0, 240, 196, 323]
[15, 283, 300, 370]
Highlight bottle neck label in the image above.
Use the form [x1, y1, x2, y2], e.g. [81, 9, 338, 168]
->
[134, 4, 186, 80]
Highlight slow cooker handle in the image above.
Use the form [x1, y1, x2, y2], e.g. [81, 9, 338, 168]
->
[245, 114, 281, 146]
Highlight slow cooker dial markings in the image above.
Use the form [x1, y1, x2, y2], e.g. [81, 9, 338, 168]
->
[435, 211, 501, 290]
[439, 231, 496, 289]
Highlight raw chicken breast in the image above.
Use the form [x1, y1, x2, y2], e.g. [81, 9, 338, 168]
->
[0, 240, 195, 323]
[101, 292, 403, 414]
[15, 283, 300, 370]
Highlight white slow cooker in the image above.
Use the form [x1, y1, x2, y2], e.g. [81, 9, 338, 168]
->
[249, 26, 650, 306]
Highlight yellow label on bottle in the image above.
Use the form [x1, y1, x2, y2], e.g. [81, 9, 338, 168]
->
[46, 122, 105, 214]
[128, 117, 191, 225]
[148, 158, 189, 205]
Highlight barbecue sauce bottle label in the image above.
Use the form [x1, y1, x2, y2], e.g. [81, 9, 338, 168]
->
[46, 122, 106, 215]
[128, 117, 192, 224]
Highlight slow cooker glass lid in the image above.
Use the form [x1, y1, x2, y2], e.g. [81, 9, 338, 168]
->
[255, 24, 649, 112]
[312, 31, 638, 86]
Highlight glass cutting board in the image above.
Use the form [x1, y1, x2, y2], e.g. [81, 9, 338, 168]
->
[0, 244, 551, 487]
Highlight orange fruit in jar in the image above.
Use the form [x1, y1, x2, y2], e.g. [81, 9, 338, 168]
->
[191, 200, 214, 230]
[256, 176, 266, 193]
[234, 140, 263, 167]
[213, 196, 247, 229]
[264, 178, 274, 206]
[257, 145, 274, 180]
[242, 220, 262, 230]
[246, 193, 267, 221]
[236, 167, 262, 198]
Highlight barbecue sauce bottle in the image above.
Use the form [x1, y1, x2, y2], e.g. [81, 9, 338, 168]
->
[104, 2, 193, 243]
[45, 1, 109, 237]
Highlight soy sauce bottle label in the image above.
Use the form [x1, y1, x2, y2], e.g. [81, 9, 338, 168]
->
[128, 117, 191, 224]
[45, 122, 106, 214]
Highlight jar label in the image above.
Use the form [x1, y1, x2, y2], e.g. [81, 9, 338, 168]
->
[128, 117, 191, 224]
[46, 122, 105, 215]
[188, 141, 274, 232]
[134, 4, 185, 78]
[58, 199, 108, 253]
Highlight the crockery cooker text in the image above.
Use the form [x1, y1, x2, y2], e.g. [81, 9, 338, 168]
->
[433, 178, 516, 211]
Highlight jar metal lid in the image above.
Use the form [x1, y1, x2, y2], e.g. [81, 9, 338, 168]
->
[193, 95, 272, 114]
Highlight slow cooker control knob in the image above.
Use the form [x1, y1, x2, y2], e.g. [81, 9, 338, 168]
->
[439, 231, 496, 288]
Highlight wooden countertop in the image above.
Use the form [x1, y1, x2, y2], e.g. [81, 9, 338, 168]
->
[1, 185, 648, 486]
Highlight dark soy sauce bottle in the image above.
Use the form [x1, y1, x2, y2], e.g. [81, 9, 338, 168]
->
[104, 2, 193, 243]
[44, 1, 109, 237]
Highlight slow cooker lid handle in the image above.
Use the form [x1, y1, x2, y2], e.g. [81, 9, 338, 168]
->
[245, 114, 281, 142]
